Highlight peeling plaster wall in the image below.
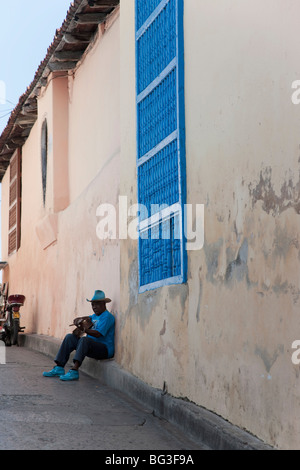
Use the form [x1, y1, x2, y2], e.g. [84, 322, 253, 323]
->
[120, 0, 300, 449]
[1, 15, 120, 352]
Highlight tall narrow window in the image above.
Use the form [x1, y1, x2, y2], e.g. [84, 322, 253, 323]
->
[41, 119, 48, 206]
[136, 0, 186, 292]
[8, 149, 21, 255]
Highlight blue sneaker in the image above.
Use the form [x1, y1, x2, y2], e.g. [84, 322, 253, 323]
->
[43, 366, 65, 377]
[60, 369, 79, 381]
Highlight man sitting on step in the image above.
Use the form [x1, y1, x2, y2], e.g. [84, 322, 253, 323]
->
[43, 290, 115, 381]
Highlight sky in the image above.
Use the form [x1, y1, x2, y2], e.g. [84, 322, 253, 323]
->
[0, 0, 72, 135]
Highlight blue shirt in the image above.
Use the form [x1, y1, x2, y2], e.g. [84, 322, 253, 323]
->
[87, 310, 115, 358]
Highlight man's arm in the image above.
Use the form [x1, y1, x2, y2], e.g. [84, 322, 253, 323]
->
[83, 327, 101, 338]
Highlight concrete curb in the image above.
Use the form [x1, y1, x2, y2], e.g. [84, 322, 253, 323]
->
[20, 333, 273, 450]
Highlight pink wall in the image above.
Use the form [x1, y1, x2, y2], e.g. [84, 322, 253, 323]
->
[1, 12, 120, 348]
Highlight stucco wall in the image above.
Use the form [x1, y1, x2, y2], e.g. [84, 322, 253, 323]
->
[68, 15, 120, 204]
[119, 0, 300, 449]
[1, 12, 120, 344]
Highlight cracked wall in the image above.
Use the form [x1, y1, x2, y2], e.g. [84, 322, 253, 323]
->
[120, 0, 300, 449]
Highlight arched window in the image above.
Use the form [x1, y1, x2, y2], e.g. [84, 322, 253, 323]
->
[41, 119, 48, 206]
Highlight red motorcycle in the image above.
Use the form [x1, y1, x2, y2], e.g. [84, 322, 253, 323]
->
[0, 294, 26, 346]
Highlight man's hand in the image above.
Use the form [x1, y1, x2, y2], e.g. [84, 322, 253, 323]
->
[71, 317, 93, 333]
[81, 318, 93, 330]
[73, 316, 91, 327]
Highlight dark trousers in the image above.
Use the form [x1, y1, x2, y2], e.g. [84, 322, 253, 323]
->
[55, 333, 108, 367]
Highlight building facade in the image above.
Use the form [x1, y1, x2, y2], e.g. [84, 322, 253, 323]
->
[1, 0, 300, 449]
[0, 1, 121, 339]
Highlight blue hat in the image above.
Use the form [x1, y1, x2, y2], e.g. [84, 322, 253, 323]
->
[86, 290, 111, 303]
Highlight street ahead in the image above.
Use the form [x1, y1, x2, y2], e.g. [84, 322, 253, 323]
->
[0, 345, 206, 452]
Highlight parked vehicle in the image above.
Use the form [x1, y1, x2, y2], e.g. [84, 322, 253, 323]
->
[0, 294, 26, 346]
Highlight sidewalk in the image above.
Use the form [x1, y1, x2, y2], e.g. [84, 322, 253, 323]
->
[12, 333, 272, 450]
[0, 344, 205, 451]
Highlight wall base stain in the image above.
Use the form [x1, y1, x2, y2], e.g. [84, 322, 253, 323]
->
[255, 344, 284, 373]
[225, 239, 249, 284]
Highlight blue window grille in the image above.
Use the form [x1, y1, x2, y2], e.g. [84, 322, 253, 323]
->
[136, 0, 186, 292]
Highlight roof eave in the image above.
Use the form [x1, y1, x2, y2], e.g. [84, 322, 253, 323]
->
[0, 0, 119, 180]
